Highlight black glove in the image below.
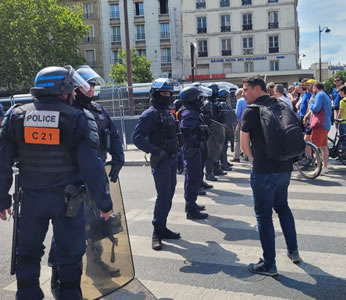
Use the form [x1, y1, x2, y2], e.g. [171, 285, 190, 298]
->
[108, 161, 122, 183]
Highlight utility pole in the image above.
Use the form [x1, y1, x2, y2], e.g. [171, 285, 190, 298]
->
[123, 0, 134, 115]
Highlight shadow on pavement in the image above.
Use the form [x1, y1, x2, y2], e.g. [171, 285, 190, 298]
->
[274, 262, 346, 300]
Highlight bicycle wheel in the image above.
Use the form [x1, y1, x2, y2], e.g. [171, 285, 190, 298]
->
[337, 135, 346, 165]
[295, 141, 322, 179]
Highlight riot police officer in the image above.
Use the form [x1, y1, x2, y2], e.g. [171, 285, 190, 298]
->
[178, 86, 208, 220]
[132, 78, 181, 251]
[48, 66, 124, 297]
[0, 66, 113, 300]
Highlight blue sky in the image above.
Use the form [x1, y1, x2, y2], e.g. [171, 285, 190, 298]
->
[298, 0, 346, 69]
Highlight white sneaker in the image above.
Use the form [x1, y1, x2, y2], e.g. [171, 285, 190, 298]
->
[321, 167, 328, 175]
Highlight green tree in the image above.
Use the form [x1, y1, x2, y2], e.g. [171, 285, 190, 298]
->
[324, 70, 346, 95]
[109, 48, 154, 85]
[0, 0, 88, 94]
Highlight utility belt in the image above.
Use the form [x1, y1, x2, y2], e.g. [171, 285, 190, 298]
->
[64, 184, 86, 217]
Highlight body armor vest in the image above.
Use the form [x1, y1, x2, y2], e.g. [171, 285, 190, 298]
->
[149, 108, 179, 154]
[13, 100, 78, 186]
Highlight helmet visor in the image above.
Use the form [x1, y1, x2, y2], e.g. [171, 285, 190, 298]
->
[71, 70, 90, 91]
[199, 86, 213, 97]
[77, 66, 105, 86]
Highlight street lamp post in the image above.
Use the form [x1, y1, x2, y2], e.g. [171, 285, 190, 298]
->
[319, 25, 331, 82]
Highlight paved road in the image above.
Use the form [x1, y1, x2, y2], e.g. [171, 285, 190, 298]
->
[1, 158, 346, 299]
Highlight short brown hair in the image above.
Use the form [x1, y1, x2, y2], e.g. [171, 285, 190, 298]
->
[243, 75, 267, 92]
[313, 81, 324, 90]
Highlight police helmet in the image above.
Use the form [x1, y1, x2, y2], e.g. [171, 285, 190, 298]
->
[179, 86, 201, 104]
[151, 78, 174, 94]
[76, 65, 105, 86]
[218, 88, 229, 101]
[30, 66, 90, 97]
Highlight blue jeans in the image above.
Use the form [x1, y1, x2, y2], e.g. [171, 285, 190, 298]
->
[250, 171, 298, 266]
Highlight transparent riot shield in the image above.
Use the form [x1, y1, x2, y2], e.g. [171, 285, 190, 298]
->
[207, 119, 226, 162]
[81, 166, 136, 300]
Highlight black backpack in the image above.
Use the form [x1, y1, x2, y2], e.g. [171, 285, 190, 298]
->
[250, 97, 305, 161]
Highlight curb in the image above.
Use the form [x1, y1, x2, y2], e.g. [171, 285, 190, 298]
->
[124, 161, 149, 167]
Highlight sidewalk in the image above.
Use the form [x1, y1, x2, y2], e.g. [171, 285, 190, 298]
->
[123, 144, 149, 166]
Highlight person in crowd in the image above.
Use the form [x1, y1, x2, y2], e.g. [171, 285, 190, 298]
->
[132, 78, 181, 251]
[274, 84, 293, 110]
[48, 65, 124, 297]
[178, 86, 208, 220]
[240, 75, 300, 277]
[309, 82, 332, 174]
[266, 82, 275, 97]
[332, 75, 344, 120]
[233, 88, 247, 163]
[337, 84, 346, 137]
[0, 66, 113, 299]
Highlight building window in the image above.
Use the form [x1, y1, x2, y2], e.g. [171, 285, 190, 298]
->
[135, 2, 144, 16]
[136, 25, 145, 40]
[243, 37, 253, 55]
[86, 50, 96, 66]
[110, 4, 120, 18]
[83, 3, 93, 19]
[221, 15, 231, 32]
[269, 35, 279, 53]
[270, 60, 279, 71]
[161, 48, 171, 63]
[85, 25, 95, 43]
[244, 62, 254, 72]
[111, 26, 121, 42]
[242, 0, 252, 5]
[268, 0, 278, 3]
[196, 0, 206, 9]
[221, 39, 232, 56]
[268, 11, 278, 29]
[197, 17, 207, 34]
[242, 14, 252, 31]
[197, 64, 209, 75]
[112, 51, 122, 64]
[160, 23, 170, 39]
[220, 0, 230, 8]
[159, 0, 168, 14]
[198, 40, 208, 57]
[136, 48, 146, 57]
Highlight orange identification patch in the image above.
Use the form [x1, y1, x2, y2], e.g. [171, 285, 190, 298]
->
[24, 127, 60, 145]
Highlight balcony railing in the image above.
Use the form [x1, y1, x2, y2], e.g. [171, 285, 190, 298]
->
[220, 0, 230, 7]
[242, 24, 252, 31]
[268, 22, 278, 29]
[83, 13, 94, 19]
[196, 2, 206, 9]
[111, 35, 121, 42]
[221, 25, 231, 32]
[243, 48, 253, 55]
[84, 36, 95, 43]
[197, 27, 207, 34]
[222, 50, 232, 56]
[136, 33, 146, 40]
[198, 51, 208, 57]
[160, 32, 170, 39]
[110, 12, 120, 18]
[242, 0, 252, 5]
[161, 56, 172, 63]
[269, 47, 279, 53]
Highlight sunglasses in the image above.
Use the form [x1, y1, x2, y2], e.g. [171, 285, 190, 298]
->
[334, 79, 341, 82]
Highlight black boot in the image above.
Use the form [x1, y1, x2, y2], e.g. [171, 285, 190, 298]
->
[185, 203, 206, 213]
[206, 174, 218, 181]
[163, 227, 181, 239]
[186, 210, 208, 220]
[198, 188, 207, 196]
[152, 230, 163, 251]
[201, 181, 213, 189]
[51, 266, 60, 300]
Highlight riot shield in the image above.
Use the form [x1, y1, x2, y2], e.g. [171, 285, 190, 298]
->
[220, 110, 237, 140]
[207, 119, 226, 162]
[81, 166, 136, 300]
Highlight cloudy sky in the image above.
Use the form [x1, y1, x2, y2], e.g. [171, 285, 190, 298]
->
[298, 0, 346, 69]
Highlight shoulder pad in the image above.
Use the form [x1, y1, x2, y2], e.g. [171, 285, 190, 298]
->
[82, 109, 100, 148]
[0, 104, 21, 139]
[83, 108, 96, 121]
[90, 101, 103, 112]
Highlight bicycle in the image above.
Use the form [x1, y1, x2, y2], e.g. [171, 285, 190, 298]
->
[294, 140, 322, 179]
[328, 119, 346, 165]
